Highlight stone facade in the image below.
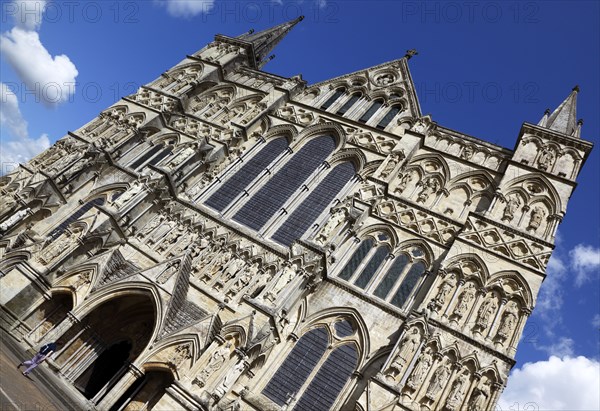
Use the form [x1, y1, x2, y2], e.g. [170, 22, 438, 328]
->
[0, 18, 594, 411]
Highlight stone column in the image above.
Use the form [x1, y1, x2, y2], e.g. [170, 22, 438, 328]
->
[462, 288, 485, 333]
[442, 279, 464, 320]
[94, 362, 144, 410]
[485, 298, 506, 341]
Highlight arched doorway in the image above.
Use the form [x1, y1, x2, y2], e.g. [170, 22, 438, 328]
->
[54, 294, 156, 405]
[110, 369, 174, 411]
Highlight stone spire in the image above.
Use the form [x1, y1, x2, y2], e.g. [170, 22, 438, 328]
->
[540, 86, 580, 137]
[237, 16, 304, 68]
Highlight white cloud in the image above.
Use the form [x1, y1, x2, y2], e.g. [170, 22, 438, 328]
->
[569, 244, 600, 286]
[499, 356, 600, 411]
[535, 253, 567, 320]
[316, 0, 328, 9]
[0, 82, 28, 139]
[9, 0, 47, 31]
[0, 27, 78, 107]
[592, 314, 600, 329]
[536, 336, 575, 357]
[155, 0, 216, 18]
[0, 81, 51, 171]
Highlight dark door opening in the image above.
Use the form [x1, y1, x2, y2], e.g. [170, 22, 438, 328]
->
[75, 340, 132, 400]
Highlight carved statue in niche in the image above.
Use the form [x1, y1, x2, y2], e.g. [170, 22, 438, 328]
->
[394, 171, 414, 195]
[228, 261, 261, 297]
[428, 273, 457, 312]
[138, 213, 165, 239]
[527, 206, 545, 232]
[221, 255, 246, 283]
[215, 358, 247, 398]
[375, 73, 395, 86]
[425, 361, 451, 400]
[38, 228, 83, 266]
[386, 328, 421, 380]
[241, 102, 267, 124]
[169, 344, 192, 368]
[0, 186, 18, 212]
[474, 295, 497, 334]
[114, 180, 144, 208]
[380, 150, 405, 179]
[495, 300, 519, 345]
[444, 371, 469, 411]
[156, 261, 180, 284]
[460, 145, 475, 160]
[202, 248, 232, 282]
[406, 349, 433, 389]
[537, 146, 556, 171]
[168, 230, 195, 257]
[315, 208, 347, 246]
[467, 379, 491, 411]
[168, 146, 195, 169]
[502, 195, 521, 222]
[196, 342, 231, 384]
[264, 263, 297, 302]
[417, 177, 440, 203]
[156, 224, 184, 253]
[451, 283, 476, 322]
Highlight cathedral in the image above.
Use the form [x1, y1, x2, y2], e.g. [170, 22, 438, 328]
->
[0, 17, 594, 411]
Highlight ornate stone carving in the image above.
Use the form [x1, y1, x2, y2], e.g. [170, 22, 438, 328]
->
[227, 261, 261, 297]
[195, 342, 231, 386]
[417, 177, 440, 204]
[428, 273, 456, 313]
[467, 380, 491, 411]
[495, 300, 519, 345]
[474, 295, 497, 334]
[527, 206, 545, 232]
[444, 371, 469, 411]
[537, 146, 556, 171]
[502, 195, 521, 222]
[314, 208, 348, 246]
[114, 180, 144, 208]
[379, 150, 405, 179]
[264, 263, 297, 302]
[425, 361, 451, 400]
[385, 327, 421, 381]
[406, 349, 433, 390]
[451, 283, 476, 322]
[0, 207, 30, 232]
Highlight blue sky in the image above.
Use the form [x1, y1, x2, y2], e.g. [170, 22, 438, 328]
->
[1, 1, 599, 408]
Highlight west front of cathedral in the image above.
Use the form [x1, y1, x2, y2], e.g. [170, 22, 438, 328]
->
[0, 17, 594, 411]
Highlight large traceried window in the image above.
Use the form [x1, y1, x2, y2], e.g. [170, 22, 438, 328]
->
[271, 161, 356, 247]
[233, 136, 336, 231]
[205, 137, 289, 212]
[262, 319, 359, 411]
[48, 197, 106, 240]
[320, 88, 345, 110]
[337, 239, 428, 310]
[336, 93, 361, 116]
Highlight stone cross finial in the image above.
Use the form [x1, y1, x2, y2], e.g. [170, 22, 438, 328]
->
[405, 49, 418, 59]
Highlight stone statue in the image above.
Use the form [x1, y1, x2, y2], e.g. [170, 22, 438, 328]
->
[380, 151, 405, 179]
[467, 380, 491, 411]
[411, 119, 427, 134]
[496, 301, 519, 344]
[38, 229, 82, 265]
[406, 349, 433, 389]
[528, 206, 545, 231]
[451, 283, 476, 321]
[537, 146, 556, 171]
[72, 272, 92, 290]
[417, 177, 440, 203]
[502, 196, 521, 222]
[215, 359, 246, 398]
[264, 263, 297, 302]
[222, 255, 246, 282]
[429, 273, 456, 312]
[202, 248, 232, 282]
[228, 262, 260, 297]
[425, 362, 451, 400]
[375, 73, 394, 86]
[156, 225, 183, 253]
[460, 145, 475, 160]
[315, 208, 347, 245]
[444, 371, 469, 411]
[170, 344, 191, 368]
[394, 172, 413, 195]
[386, 328, 420, 379]
[475, 296, 497, 333]
[197, 342, 231, 383]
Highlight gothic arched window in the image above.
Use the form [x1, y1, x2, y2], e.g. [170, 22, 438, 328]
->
[321, 88, 345, 110]
[373, 252, 410, 299]
[376, 105, 402, 130]
[129, 142, 174, 171]
[353, 245, 391, 289]
[48, 197, 106, 240]
[233, 136, 336, 231]
[390, 260, 426, 308]
[271, 161, 356, 247]
[338, 238, 375, 281]
[205, 137, 289, 212]
[262, 320, 359, 410]
[358, 99, 383, 123]
[336, 93, 361, 116]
